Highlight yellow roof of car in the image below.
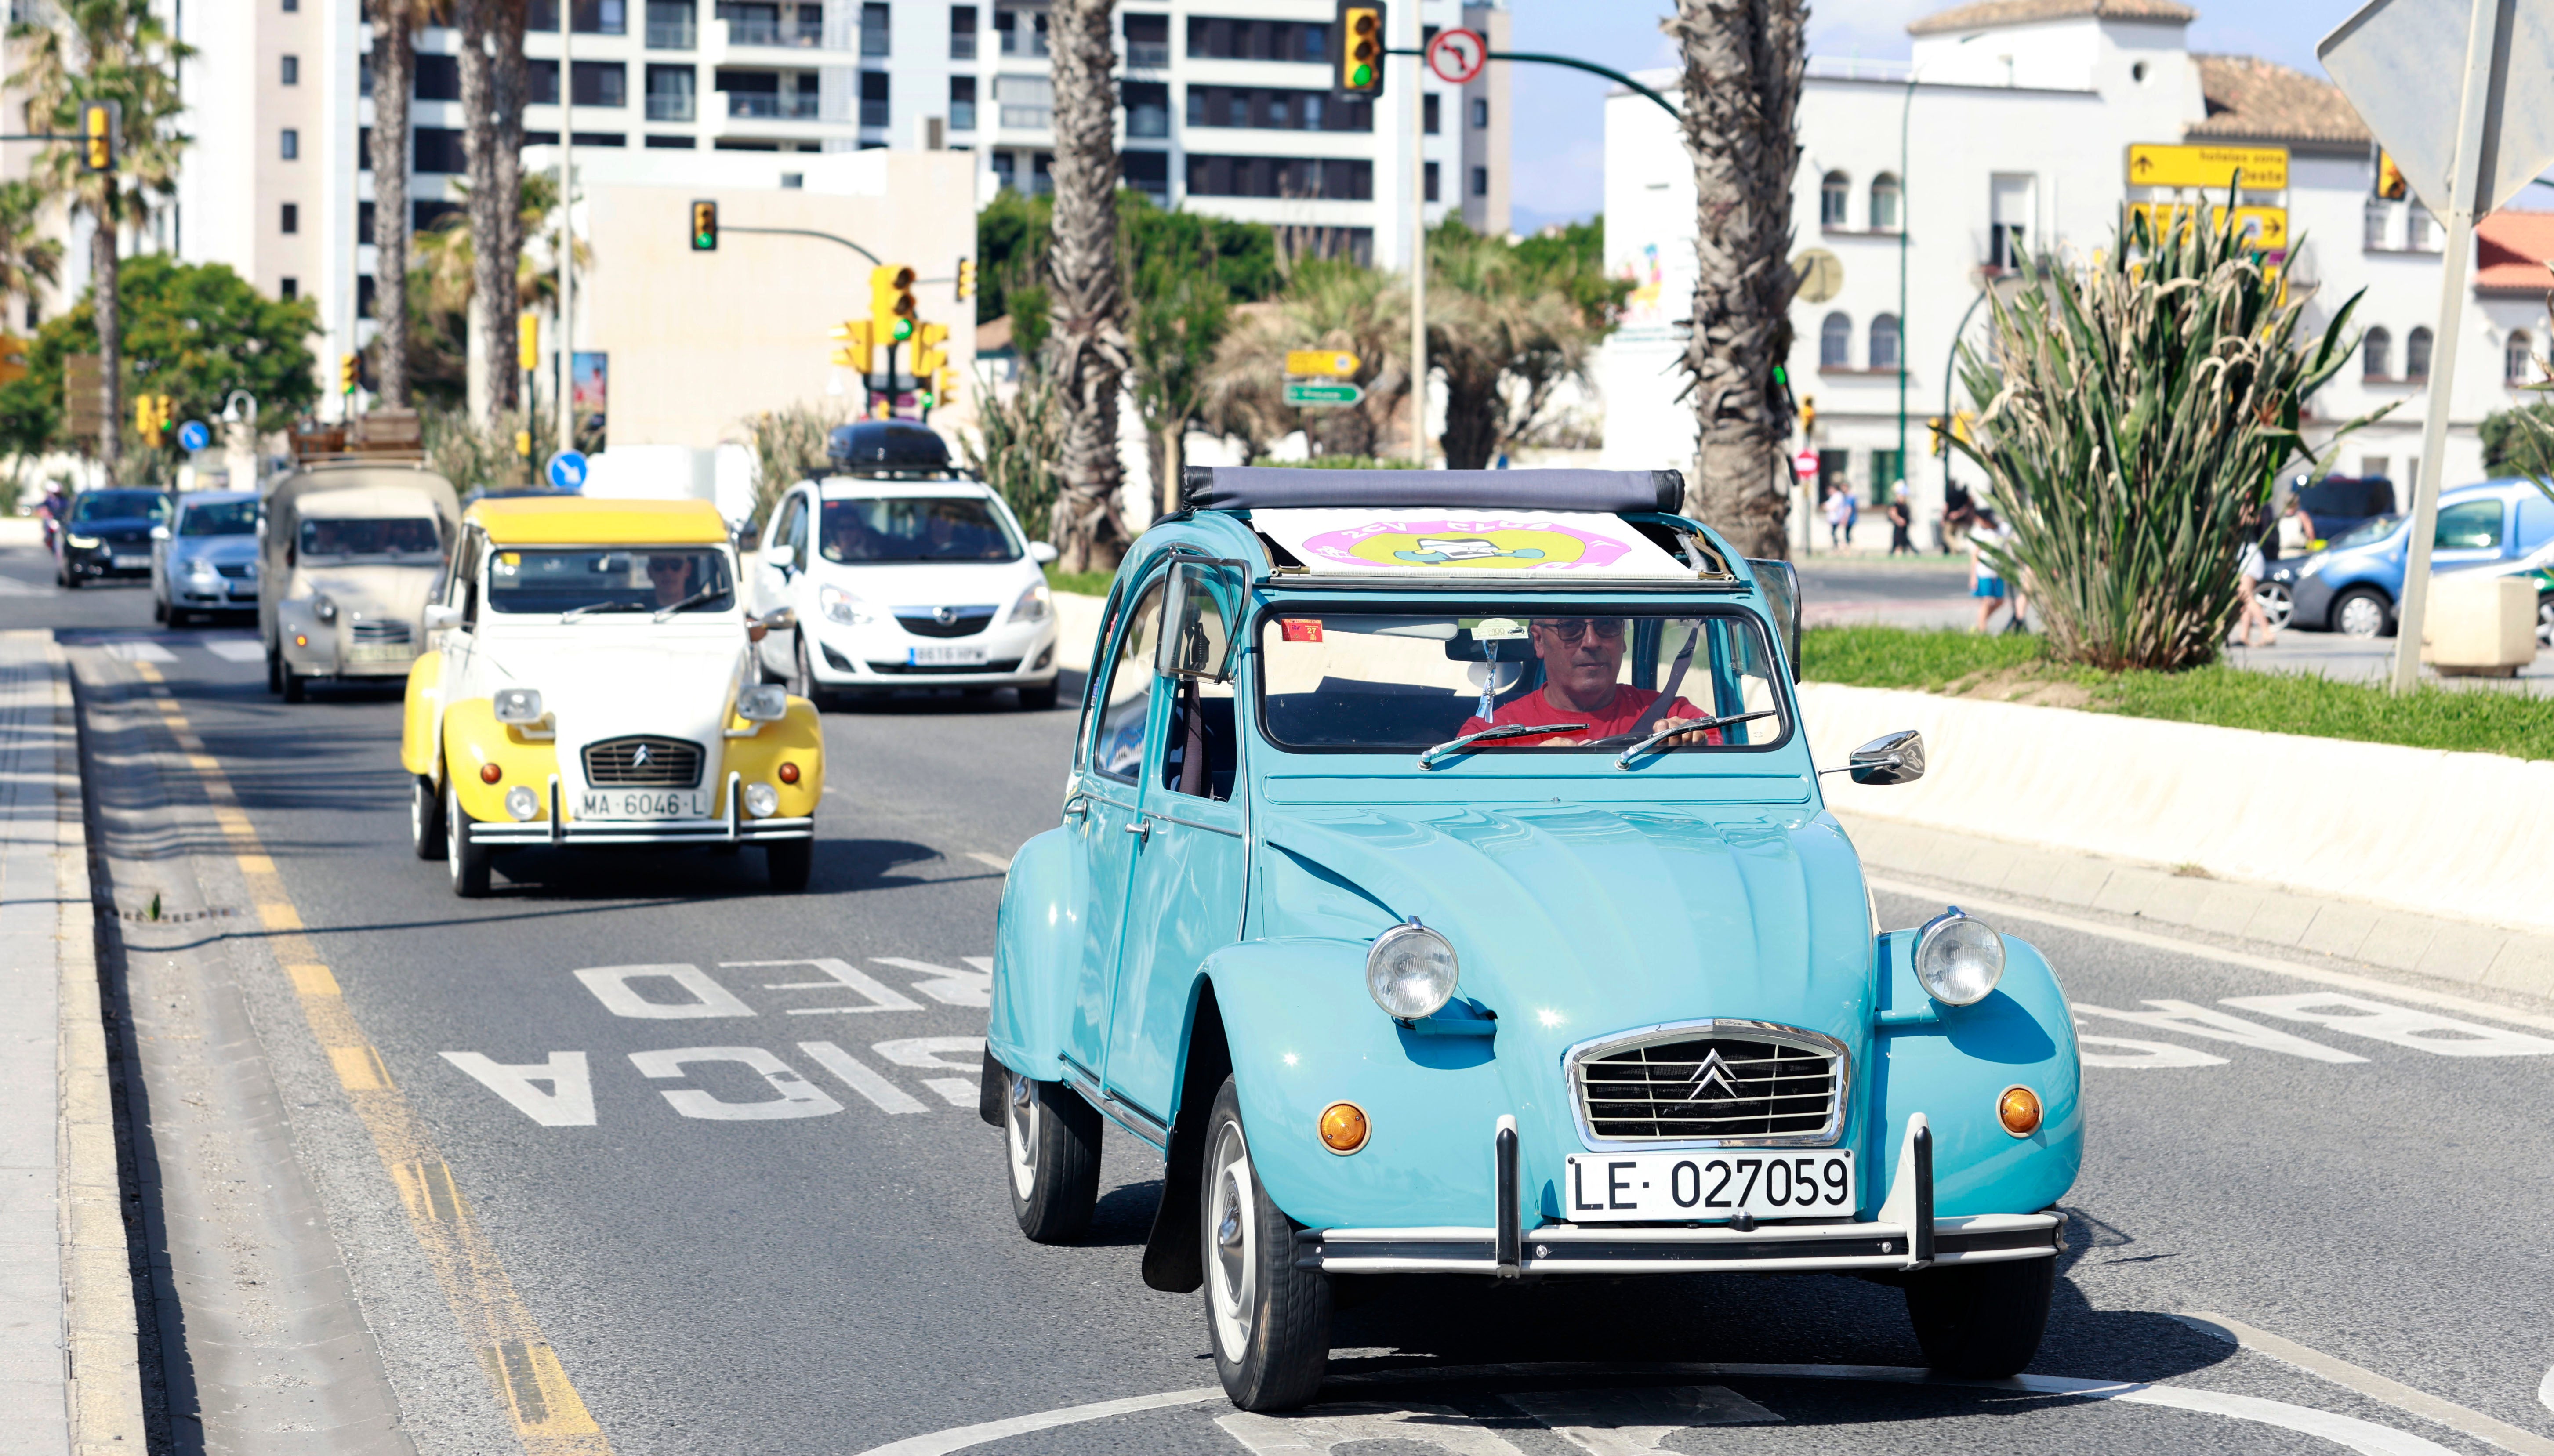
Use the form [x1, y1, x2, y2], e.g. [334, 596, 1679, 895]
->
[467, 496, 730, 547]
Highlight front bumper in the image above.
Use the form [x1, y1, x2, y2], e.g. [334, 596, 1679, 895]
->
[808, 621, 1061, 688]
[467, 771, 816, 846]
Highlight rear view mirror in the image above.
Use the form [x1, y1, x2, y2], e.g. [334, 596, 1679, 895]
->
[423, 603, 461, 631]
[1154, 561, 1236, 682]
[757, 606, 798, 633]
[1030, 541, 1059, 565]
[1849, 729, 1926, 786]
[151, 524, 171, 541]
[1747, 558, 1802, 681]
[766, 543, 796, 572]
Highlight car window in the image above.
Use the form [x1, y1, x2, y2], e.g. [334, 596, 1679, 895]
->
[772, 494, 805, 555]
[818, 497, 1021, 563]
[178, 500, 257, 536]
[301, 517, 444, 561]
[486, 548, 736, 615]
[72, 491, 168, 524]
[447, 532, 483, 627]
[2327, 514, 2401, 551]
[1160, 577, 1237, 801]
[1089, 577, 1168, 783]
[1258, 608, 1787, 752]
[2435, 499, 2505, 550]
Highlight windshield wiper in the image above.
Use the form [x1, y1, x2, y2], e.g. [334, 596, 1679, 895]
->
[1417, 721, 1588, 770]
[560, 601, 648, 622]
[652, 584, 728, 622]
[1613, 709, 1781, 770]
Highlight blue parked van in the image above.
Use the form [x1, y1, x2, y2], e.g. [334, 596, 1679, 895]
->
[2269, 479, 2554, 636]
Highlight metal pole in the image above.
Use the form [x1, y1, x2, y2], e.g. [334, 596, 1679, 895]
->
[2388, 0, 2503, 694]
[558, 0, 575, 456]
[1408, 14, 1427, 466]
[1941, 286, 1986, 543]
[1897, 72, 1915, 514]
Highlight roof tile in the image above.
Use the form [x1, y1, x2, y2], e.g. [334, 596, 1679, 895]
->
[1908, 0, 2195, 37]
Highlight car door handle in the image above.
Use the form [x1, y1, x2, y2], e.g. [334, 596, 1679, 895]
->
[1125, 818, 1152, 844]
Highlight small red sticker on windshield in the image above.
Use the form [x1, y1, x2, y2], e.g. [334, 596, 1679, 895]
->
[1281, 619, 1324, 643]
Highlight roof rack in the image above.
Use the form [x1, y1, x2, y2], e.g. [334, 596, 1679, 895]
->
[1180, 465, 1686, 515]
[289, 409, 426, 466]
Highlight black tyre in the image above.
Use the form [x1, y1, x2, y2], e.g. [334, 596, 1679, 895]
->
[1018, 681, 1059, 712]
[2536, 591, 2552, 650]
[151, 592, 166, 623]
[61, 567, 80, 590]
[790, 631, 828, 711]
[412, 775, 447, 861]
[281, 664, 307, 703]
[1004, 1070, 1102, 1244]
[1904, 1255, 2057, 1378]
[445, 784, 492, 898]
[764, 837, 812, 891]
[2333, 586, 2393, 638]
[1201, 1077, 1332, 1412]
[265, 644, 283, 695]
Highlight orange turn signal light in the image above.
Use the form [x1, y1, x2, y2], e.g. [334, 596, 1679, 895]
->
[1317, 1101, 1369, 1155]
[777, 761, 800, 784]
[1997, 1084, 2043, 1138]
[479, 762, 503, 784]
[292, 634, 308, 647]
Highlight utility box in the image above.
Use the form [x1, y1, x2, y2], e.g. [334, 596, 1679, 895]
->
[2421, 574, 2536, 677]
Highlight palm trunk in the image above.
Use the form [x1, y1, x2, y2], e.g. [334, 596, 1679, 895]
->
[490, 0, 526, 414]
[1665, 0, 1806, 559]
[1043, 0, 1130, 572]
[91, 214, 119, 471]
[457, 0, 501, 423]
[370, 4, 414, 407]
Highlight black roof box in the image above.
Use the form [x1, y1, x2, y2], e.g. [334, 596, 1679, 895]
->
[1181, 465, 1685, 515]
[828, 420, 952, 471]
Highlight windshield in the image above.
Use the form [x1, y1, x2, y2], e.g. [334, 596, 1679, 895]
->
[486, 547, 736, 615]
[818, 497, 1021, 564]
[2326, 514, 2402, 551]
[178, 501, 256, 536]
[71, 491, 167, 524]
[300, 517, 443, 561]
[1258, 608, 1787, 753]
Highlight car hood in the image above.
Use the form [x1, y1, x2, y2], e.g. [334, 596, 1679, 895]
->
[170, 536, 258, 567]
[293, 565, 440, 621]
[811, 558, 1039, 612]
[1257, 802, 1876, 1055]
[68, 517, 157, 539]
[472, 627, 752, 790]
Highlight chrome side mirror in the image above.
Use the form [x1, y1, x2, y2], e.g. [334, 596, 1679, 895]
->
[766, 543, 796, 572]
[1029, 541, 1059, 565]
[1848, 729, 1926, 786]
[757, 605, 798, 633]
[422, 603, 461, 631]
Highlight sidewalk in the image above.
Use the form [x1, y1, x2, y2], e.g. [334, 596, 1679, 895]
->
[0, 630, 143, 1455]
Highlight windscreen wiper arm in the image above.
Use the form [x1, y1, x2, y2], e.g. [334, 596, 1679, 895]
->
[1417, 721, 1589, 771]
[560, 601, 647, 622]
[1613, 709, 1780, 770]
[652, 585, 726, 622]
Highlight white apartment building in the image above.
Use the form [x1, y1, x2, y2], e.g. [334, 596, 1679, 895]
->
[1599, 0, 2554, 540]
[131, 0, 1514, 426]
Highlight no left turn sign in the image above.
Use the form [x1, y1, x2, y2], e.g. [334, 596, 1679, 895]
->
[1425, 28, 1487, 85]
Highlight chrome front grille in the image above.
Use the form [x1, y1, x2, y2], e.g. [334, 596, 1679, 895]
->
[1569, 1021, 1846, 1147]
[582, 735, 703, 788]
[894, 605, 998, 639]
[351, 619, 412, 644]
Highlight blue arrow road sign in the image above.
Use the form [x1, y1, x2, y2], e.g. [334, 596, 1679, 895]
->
[545, 449, 589, 491]
[176, 420, 211, 453]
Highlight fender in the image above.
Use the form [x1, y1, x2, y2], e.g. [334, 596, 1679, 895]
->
[715, 698, 825, 819]
[1870, 930, 2082, 1218]
[400, 651, 444, 780]
[987, 825, 1085, 1079]
[442, 698, 563, 824]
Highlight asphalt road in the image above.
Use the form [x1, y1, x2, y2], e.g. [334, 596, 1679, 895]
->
[23, 536, 2554, 1456]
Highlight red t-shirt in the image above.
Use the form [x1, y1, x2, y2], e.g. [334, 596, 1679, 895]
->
[1458, 685, 1716, 744]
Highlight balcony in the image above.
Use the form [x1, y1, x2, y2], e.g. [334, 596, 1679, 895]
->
[728, 90, 820, 119]
[1127, 40, 1169, 68]
[950, 31, 976, 59]
[647, 17, 695, 45]
[647, 91, 694, 120]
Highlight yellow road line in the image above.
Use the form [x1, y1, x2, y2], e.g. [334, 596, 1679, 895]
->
[132, 667, 609, 1453]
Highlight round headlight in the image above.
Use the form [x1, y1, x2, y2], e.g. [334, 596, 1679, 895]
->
[1366, 920, 1458, 1021]
[1913, 908, 2005, 1006]
[504, 785, 539, 822]
[743, 781, 780, 818]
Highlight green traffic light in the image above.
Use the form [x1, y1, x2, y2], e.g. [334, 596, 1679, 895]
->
[1351, 63, 1373, 87]
[894, 319, 913, 340]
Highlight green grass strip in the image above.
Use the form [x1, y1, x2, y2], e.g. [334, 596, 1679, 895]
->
[1043, 564, 1116, 598]
[1801, 625, 2554, 762]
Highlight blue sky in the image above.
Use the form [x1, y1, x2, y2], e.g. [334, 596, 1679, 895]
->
[1505, 0, 2368, 235]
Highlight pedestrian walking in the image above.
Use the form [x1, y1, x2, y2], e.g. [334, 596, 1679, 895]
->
[1886, 496, 1914, 556]
[2231, 505, 2276, 648]
[1824, 485, 1850, 548]
[1970, 510, 2015, 634]
[1841, 489, 1859, 546]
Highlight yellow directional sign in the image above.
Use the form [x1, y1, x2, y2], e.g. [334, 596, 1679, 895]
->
[1285, 350, 1359, 378]
[2130, 202, 2289, 251]
[2126, 143, 2288, 191]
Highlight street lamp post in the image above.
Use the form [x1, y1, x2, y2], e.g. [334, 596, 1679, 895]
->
[558, 0, 575, 457]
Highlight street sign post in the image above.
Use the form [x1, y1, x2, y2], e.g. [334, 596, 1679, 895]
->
[2124, 143, 2289, 190]
[2319, 0, 2554, 693]
[1284, 350, 1360, 378]
[1284, 380, 1365, 408]
[2127, 202, 2289, 251]
[545, 449, 589, 491]
[1424, 27, 1487, 84]
[176, 420, 210, 453]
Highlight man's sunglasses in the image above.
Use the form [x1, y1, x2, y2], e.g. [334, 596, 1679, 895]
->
[1536, 619, 1626, 643]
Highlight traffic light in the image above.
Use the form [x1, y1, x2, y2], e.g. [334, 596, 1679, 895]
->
[933, 366, 961, 408]
[0, 335, 26, 388]
[340, 354, 359, 395]
[870, 264, 917, 343]
[134, 395, 152, 435]
[2373, 150, 2407, 202]
[910, 321, 950, 381]
[518, 313, 539, 370]
[78, 100, 118, 173]
[1335, 3, 1386, 97]
[1926, 416, 1948, 455]
[954, 257, 976, 302]
[690, 198, 718, 251]
[1799, 395, 1817, 436]
[829, 318, 875, 372]
[134, 393, 174, 438]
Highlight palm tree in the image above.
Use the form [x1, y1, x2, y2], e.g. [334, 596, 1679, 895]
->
[1203, 260, 1408, 460]
[0, 181, 65, 329]
[457, 0, 529, 422]
[1664, 0, 1806, 557]
[368, 0, 435, 408]
[1426, 221, 1604, 469]
[1042, 0, 1131, 571]
[12, 0, 191, 472]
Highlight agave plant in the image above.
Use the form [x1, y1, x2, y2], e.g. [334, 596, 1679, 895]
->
[1953, 206, 2384, 671]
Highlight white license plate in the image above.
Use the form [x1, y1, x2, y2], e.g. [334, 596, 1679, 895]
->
[113, 555, 149, 570]
[346, 643, 415, 663]
[1564, 1150, 1855, 1223]
[907, 644, 989, 666]
[579, 789, 711, 820]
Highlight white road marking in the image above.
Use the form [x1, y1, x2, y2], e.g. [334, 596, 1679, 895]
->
[871, 1036, 987, 1071]
[2073, 1000, 2366, 1063]
[2539, 1362, 2553, 1417]
[732, 956, 923, 1014]
[0, 574, 40, 595]
[1868, 876, 2554, 1037]
[2075, 1032, 2230, 1070]
[439, 1051, 596, 1126]
[102, 638, 178, 663]
[628, 1046, 842, 1120]
[575, 963, 757, 1019]
[2219, 994, 2554, 1058]
[798, 1040, 928, 1114]
[1506, 1387, 1782, 1451]
[848, 1361, 2469, 1456]
[2176, 1313, 2554, 1456]
[877, 955, 991, 1008]
[1220, 1402, 1526, 1454]
[921, 1078, 978, 1107]
[202, 637, 265, 663]
[965, 851, 1011, 872]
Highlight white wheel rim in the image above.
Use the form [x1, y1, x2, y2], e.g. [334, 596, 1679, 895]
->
[1205, 1120, 1257, 1362]
[412, 781, 426, 848]
[1006, 1079, 1039, 1200]
[2339, 597, 2383, 637]
[446, 787, 464, 883]
[2260, 585, 2291, 628]
[2538, 602, 2552, 648]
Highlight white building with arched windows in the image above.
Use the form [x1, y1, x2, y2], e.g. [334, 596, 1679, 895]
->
[1597, 0, 2554, 547]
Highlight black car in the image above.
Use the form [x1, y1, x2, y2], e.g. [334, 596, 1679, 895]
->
[54, 488, 171, 588]
[2289, 474, 2396, 546]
